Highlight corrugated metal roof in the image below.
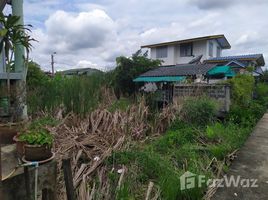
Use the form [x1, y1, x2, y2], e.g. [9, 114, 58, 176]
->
[139, 64, 217, 77]
[141, 34, 231, 49]
[207, 66, 235, 77]
[226, 60, 246, 68]
[206, 54, 262, 61]
[133, 76, 186, 82]
[205, 54, 265, 66]
[61, 67, 101, 75]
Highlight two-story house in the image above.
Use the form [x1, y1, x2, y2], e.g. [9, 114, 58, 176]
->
[141, 35, 231, 66]
[134, 34, 265, 108]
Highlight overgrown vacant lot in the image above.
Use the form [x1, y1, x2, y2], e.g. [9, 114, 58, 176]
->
[26, 61, 268, 199]
[34, 94, 264, 199]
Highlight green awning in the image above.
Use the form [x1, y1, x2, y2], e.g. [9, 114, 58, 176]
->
[133, 76, 186, 82]
[207, 65, 236, 77]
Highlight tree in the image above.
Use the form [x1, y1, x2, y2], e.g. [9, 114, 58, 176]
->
[26, 61, 49, 90]
[112, 50, 161, 97]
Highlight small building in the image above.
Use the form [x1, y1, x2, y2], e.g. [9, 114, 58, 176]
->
[134, 64, 232, 111]
[134, 63, 219, 103]
[134, 34, 265, 111]
[60, 67, 101, 77]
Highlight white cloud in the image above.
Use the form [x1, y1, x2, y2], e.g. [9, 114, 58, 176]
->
[26, 0, 268, 70]
[45, 9, 116, 52]
[30, 9, 119, 71]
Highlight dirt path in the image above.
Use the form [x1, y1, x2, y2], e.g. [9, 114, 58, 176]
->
[212, 113, 268, 200]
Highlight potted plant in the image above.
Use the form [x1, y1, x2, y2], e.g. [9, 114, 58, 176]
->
[17, 129, 53, 161]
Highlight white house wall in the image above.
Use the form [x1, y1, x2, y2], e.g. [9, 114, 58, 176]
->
[175, 40, 208, 64]
[151, 45, 176, 66]
[150, 39, 223, 66]
[207, 39, 222, 58]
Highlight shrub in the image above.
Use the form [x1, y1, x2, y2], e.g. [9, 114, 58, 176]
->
[255, 82, 268, 106]
[112, 50, 161, 97]
[228, 101, 265, 126]
[227, 74, 254, 106]
[181, 96, 218, 126]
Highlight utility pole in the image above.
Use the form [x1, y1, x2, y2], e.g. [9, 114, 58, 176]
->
[12, 0, 27, 120]
[51, 52, 56, 77]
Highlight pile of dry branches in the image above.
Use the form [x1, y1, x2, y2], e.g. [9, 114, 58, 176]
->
[47, 99, 182, 199]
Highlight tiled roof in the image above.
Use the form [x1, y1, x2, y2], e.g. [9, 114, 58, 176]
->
[205, 54, 265, 66]
[139, 64, 217, 77]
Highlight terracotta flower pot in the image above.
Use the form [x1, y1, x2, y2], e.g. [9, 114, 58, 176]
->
[24, 144, 52, 161]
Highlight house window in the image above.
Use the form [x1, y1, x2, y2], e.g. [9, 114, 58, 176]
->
[217, 46, 221, 57]
[209, 42, 213, 57]
[180, 43, 193, 57]
[156, 46, 168, 58]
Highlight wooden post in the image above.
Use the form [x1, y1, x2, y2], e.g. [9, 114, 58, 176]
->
[24, 166, 32, 200]
[63, 158, 76, 200]
[42, 188, 55, 200]
[0, 143, 2, 199]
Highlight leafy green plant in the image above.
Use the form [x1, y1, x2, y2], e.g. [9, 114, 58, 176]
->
[19, 129, 53, 147]
[227, 74, 254, 107]
[228, 101, 265, 126]
[112, 49, 161, 97]
[255, 82, 268, 106]
[181, 96, 218, 126]
[206, 125, 216, 139]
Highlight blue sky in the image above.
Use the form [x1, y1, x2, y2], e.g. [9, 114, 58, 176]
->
[5, 0, 268, 71]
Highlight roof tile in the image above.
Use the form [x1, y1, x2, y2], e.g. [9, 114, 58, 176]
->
[139, 64, 217, 77]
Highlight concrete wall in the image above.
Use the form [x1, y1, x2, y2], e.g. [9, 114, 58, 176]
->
[150, 39, 223, 66]
[173, 84, 231, 112]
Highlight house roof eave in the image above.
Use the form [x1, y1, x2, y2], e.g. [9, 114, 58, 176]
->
[141, 34, 231, 49]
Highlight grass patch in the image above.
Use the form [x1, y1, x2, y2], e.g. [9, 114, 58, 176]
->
[108, 98, 132, 112]
[106, 100, 264, 199]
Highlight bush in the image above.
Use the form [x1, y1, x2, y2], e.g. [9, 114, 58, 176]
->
[181, 96, 218, 126]
[227, 74, 255, 106]
[255, 82, 268, 106]
[228, 101, 265, 126]
[112, 50, 161, 97]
